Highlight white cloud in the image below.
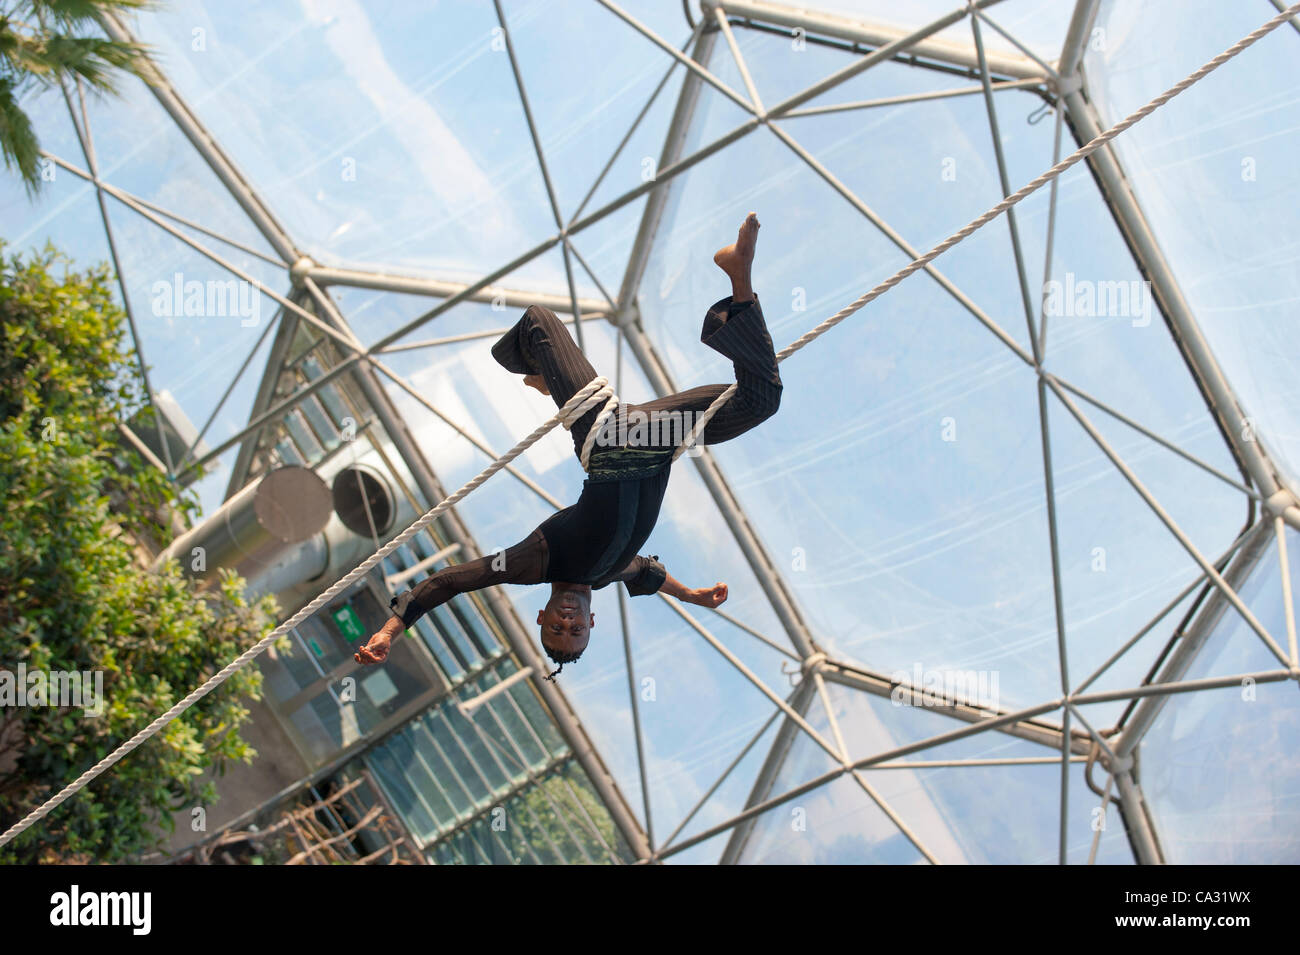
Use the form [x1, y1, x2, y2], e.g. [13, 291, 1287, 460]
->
[399, 343, 573, 477]
[300, 0, 521, 249]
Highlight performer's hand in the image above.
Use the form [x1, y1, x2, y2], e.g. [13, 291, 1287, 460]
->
[355, 632, 392, 666]
[691, 583, 728, 609]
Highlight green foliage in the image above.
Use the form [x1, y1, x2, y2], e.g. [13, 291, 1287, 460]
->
[0, 241, 281, 863]
[518, 770, 630, 864]
[1, 0, 153, 194]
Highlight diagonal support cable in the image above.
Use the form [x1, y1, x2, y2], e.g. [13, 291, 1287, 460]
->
[1045, 376, 1291, 667]
[59, 79, 176, 477]
[493, 0, 588, 349]
[970, 1, 1042, 359]
[811, 672, 942, 863]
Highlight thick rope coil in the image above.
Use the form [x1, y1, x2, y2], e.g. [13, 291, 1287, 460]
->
[568, 377, 620, 471]
[4, 1, 1296, 850]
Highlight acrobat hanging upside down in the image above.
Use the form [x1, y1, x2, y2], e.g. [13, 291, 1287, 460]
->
[356, 213, 782, 680]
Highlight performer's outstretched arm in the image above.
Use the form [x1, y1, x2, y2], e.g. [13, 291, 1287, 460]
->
[356, 530, 546, 665]
[602, 554, 728, 609]
[662, 573, 728, 609]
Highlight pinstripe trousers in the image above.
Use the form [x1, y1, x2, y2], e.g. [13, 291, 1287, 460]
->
[490, 296, 783, 461]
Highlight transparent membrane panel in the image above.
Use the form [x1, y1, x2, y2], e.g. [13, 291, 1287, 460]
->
[562, 198, 650, 306]
[124, 0, 678, 286]
[638, 11, 1253, 729]
[560, 594, 795, 848]
[1038, 155, 1239, 475]
[639, 74, 1073, 708]
[1140, 526, 1300, 864]
[1084, 0, 1300, 483]
[2, 174, 113, 276]
[655, 712, 787, 862]
[1045, 388, 1248, 725]
[734, 678, 1133, 863]
[704, 31, 1059, 357]
[1028, 104, 1250, 723]
[3, 87, 116, 263]
[11, 0, 1288, 866]
[733, 680, 957, 864]
[735, 683, 937, 864]
[493, 0, 694, 218]
[59, 59, 284, 263]
[95, 199, 288, 506]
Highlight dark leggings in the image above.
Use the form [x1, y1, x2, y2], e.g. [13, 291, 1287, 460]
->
[490, 298, 783, 459]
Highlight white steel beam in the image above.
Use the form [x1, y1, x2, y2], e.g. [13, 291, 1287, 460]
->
[821, 660, 1089, 755]
[1058, 0, 1101, 80]
[713, 0, 1049, 80]
[1113, 520, 1274, 758]
[306, 263, 612, 319]
[1115, 769, 1164, 864]
[1061, 86, 1300, 524]
[720, 679, 817, 863]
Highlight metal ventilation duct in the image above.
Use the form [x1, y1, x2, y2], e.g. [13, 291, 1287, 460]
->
[331, 464, 396, 537]
[152, 465, 333, 587]
[263, 460, 421, 610]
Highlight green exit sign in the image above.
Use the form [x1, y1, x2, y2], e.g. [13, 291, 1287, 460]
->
[331, 604, 366, 643]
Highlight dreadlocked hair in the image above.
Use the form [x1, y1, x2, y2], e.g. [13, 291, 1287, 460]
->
[542, 643, 584, 682]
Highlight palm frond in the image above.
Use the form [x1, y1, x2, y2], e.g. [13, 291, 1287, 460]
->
[40, 34, 148, 91]
[30, 0, 154, 32]
[0, 0, 156, 196]
[0, 76, 41, 195]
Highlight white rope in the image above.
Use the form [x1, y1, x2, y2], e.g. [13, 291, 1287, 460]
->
[671, 0, 1300, 461]
[0, 376, 616, 847]
[572, 378, 619, 471]
[4, 1, 1295, 850]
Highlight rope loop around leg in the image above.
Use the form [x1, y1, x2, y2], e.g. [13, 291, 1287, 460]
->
[560, 376, 620, 471]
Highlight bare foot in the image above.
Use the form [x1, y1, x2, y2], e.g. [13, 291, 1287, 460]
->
[714, 213, 759, 302]
[524, 373, 550, 396]
[713, 212, 759, 276]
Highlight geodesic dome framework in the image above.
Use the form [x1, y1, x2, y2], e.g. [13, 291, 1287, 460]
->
[5, 0, 1300, 863]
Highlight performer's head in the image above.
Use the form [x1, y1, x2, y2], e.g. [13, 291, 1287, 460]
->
[537, 587, 593, 681]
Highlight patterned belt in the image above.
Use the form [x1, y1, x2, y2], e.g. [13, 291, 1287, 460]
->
[583, 443, 677, 484]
